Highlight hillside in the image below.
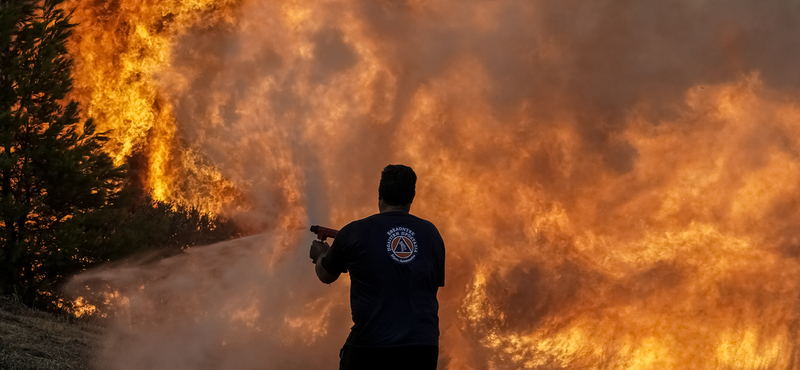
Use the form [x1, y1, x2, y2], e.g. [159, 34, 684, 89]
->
[0, 296, 99, 370]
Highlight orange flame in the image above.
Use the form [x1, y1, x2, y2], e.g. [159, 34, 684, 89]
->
[64, 0, 800, 369]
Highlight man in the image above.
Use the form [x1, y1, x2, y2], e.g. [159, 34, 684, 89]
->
[310, 165, 446, 370]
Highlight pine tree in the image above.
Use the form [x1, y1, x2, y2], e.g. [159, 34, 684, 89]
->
[0, 0, 126, 305]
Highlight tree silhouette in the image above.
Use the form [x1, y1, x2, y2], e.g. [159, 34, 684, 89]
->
[0, 0, 126, 305]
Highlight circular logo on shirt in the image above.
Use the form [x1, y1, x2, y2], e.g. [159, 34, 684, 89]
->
[386, 227, 418, 263]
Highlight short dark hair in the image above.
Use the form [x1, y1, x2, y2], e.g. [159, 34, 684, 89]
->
[379, 165, 416, 206]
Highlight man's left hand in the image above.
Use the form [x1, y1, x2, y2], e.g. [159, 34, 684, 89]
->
[310, 240, 330, 264]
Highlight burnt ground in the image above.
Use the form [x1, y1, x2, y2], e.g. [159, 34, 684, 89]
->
[0, 296, 100, 370]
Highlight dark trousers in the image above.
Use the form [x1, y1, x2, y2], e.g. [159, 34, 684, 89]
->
[339, 344, 438, 370]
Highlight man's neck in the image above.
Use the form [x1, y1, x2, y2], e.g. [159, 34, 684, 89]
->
[379, 201, 411, 213]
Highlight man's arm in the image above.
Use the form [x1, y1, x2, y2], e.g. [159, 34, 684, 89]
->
[310, 240, 340, 284]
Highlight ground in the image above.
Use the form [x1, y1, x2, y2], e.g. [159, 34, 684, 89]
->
[0, 296, 99, 370]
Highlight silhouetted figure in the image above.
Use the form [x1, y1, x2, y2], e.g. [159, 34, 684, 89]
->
[310, 165, 445, 370]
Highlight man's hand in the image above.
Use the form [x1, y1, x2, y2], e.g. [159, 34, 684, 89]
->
[310, 240, 340, 284]
[310, 240, 330, 264]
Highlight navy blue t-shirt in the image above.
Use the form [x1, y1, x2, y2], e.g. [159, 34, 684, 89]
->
[321, 211, 445, 347]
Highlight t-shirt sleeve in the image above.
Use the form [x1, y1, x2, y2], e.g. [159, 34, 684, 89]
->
[320, 223, 353, 274]
[436, 233, 445, 287]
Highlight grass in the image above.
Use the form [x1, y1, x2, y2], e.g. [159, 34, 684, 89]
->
[0, 296, 100, 370]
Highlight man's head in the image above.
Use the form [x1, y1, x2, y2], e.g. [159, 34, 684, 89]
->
[379, 165, 416, 210]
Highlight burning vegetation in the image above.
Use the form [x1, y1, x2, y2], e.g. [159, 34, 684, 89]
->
[57, 0, 800, 369]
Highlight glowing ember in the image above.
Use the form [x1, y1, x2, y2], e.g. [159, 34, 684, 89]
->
[69, 297, 98, 318]
[63, 0, 800, 369]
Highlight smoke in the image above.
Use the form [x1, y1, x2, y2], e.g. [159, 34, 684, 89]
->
[161, 0, 800, 221]
[66, 0, 800, 368]
[68, 231, 352, 369]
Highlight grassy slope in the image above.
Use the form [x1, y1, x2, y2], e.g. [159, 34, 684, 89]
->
[0, 296, 99, 370]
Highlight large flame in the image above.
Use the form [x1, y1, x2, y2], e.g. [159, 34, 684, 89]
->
[65, 0, 240, 213]
[65, 0, 800, 369]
